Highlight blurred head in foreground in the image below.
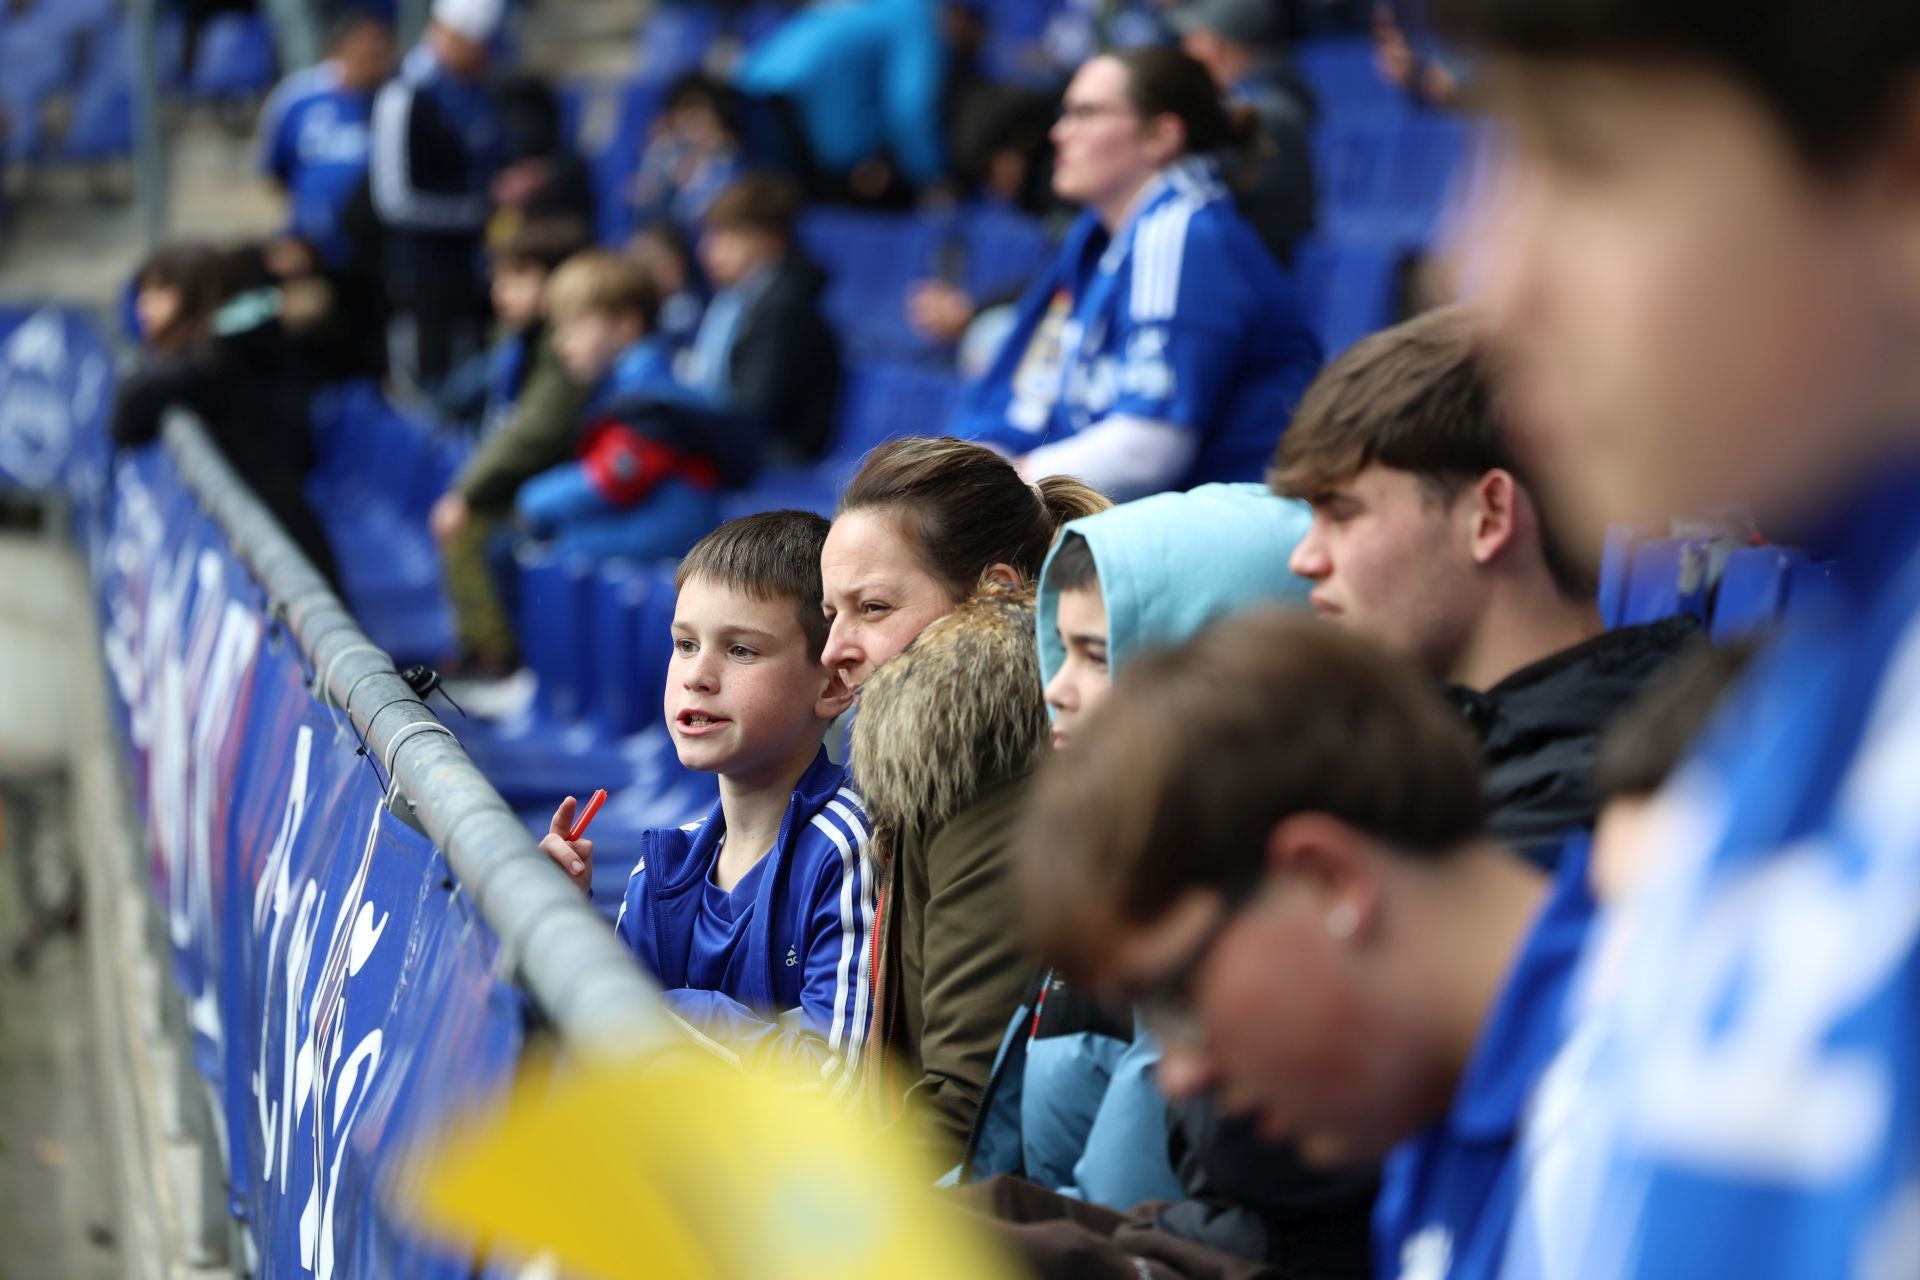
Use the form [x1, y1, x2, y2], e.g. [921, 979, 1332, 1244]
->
[1432, 0, 1920, 539]
[1016, 611, 1556, 1167]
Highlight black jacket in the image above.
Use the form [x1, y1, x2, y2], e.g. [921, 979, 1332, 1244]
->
[1447, 615, 1702, 867]
[729, 253, 841, 464]
[112, 296, 342, 591]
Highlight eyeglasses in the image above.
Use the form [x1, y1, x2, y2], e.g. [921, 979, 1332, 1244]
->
[1056, 101, 1138, 126]
[1134, 876, 1262, 1047]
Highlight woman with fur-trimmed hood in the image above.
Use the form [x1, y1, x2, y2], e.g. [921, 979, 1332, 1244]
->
[821, 439, 1108, 1153]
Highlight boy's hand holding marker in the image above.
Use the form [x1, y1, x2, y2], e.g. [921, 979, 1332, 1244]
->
[539, 788, 605, 894]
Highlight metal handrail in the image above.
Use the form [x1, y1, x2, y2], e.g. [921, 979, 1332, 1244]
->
[162, 411, 678, 1054]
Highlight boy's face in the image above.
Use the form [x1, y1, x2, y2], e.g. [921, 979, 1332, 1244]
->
[699, 226, 779, 290]
[1289, 465, 1484, 682]
[1044, 581, 1110, 750]
[553, 308, 640, 383]
[491, 262, 547, 332]
[1471, 62, 1920, 534]
[1097, 837, 1440, 1168]
[665, 576, 845, 785]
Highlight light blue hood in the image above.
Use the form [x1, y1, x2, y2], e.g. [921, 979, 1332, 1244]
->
[1037, 483, 1314, 687]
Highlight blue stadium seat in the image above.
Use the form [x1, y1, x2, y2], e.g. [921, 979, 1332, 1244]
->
[0, 17, 77, 164]
[732, 2, 790, 49]
[585, 561, 660, 740]
[958, 205, 1051, 305]
[1312, 111, 1402, 242]
[796, 208, 944, 361]
[1711, 545, 1807, 643]
[1292, 236, 1399, 357]
[1295, 36, 1410, 117]
[1784, 559, 1844, 624]
[633, 4, 723, 86]
[57, 21, 133, 163]
[188, 13, 276, 100]
[1596, 525, 1639, 630]
[1619, 537, 1715, 627]
[1384, 114, 1471, 243]
[515, 547, 595, 725]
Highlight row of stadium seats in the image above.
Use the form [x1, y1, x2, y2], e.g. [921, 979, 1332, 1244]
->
[0, 7, 276, 169]
[1599, 531, 1838, 640]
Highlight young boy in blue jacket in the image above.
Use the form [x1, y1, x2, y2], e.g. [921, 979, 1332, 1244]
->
[540, 511, 869, 1082]
[514, 250, 731, 563]
[957, 483, 1312, 1210]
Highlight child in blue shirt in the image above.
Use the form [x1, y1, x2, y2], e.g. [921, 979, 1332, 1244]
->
[541, 511, 869, 1080]
[514, 249, 729, 563]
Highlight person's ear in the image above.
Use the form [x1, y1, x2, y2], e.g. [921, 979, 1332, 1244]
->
[1467, 469, 1522, 568]
[1263, 812, 1381, 943]
[1143, 111, 1188, 166]
[982, 562, 1023, 590]
[815, 660, 856, 720]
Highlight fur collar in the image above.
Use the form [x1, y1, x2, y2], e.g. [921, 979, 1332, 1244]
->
[851, 584, 1050, 853]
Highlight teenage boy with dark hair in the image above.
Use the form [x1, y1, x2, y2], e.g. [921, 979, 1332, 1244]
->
[1411, 1, 1920, 1274]
[431, 218, 594, 676]
[682, 173, 841, 465]
[541, 511, 868, 1078]
[1271, 305, 1694, 865]
[1012, 610, 1595, 1280]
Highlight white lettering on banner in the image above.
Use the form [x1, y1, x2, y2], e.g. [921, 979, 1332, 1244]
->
[0, 309, 74, 487]
[300, 803, 390, 1278]
[249, 731, 392, 1276]
[184, 600, 263, 1042]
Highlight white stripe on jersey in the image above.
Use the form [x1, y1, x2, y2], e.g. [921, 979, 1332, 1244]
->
[1130, 200, 1196, 323]
[810, 812, 862, 1058]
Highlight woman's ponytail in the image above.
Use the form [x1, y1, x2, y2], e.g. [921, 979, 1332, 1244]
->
[1034, 474, 1110, 531]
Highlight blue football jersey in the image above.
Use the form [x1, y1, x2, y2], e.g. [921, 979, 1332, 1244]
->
[1374, 839, 1596, 1280]
[257, 62, 376, 267]
[952, 156, 1321, 492]
[1501, 462, 1920, 1280]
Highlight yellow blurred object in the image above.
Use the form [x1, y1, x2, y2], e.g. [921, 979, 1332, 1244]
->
[396, 1047, 1017, 1280]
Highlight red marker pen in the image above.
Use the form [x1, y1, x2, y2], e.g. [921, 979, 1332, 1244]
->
[565, 788, 608, 843]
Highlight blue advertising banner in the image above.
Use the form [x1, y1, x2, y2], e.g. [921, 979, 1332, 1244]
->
[98, 422, 528, 1276]
[0, 305, 112, 495]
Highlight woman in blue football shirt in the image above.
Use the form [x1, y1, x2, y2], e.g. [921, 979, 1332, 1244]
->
[951, 47, 1322, 501]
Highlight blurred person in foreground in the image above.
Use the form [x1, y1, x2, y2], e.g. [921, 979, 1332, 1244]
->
[370, 0, 508, 393]
[1013, 612, 1595, 1279]
[1423, 0, 1920, 1274]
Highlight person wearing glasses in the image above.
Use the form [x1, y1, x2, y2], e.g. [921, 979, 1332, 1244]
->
[950, 46, 1322, 502]
[1010, 611, 1597, 1280]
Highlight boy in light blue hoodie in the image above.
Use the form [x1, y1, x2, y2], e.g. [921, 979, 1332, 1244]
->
[955, 483, 1313, 1208]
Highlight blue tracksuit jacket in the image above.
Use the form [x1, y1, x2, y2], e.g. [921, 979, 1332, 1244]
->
[615, 751, 874, 1089]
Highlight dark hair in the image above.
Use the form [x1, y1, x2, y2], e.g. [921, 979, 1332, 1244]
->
[545, 248, 662, 330]
[491, 216, 594, 274]
[1270, 305, 1593, 599]
[1427, 0, 1920, 166]
[665, 71, 743, 138]
[135, 241, 226, 352]
[839, 438, 1112, 599]
[497, 73, 565, 160]
[675, 510, 834, 658]
[1595, 639, 1751, 800]
[326, 5, 390, 47]
[703, 172, 803, 239]
[1104, 46, 1258, 157]
[1019, 610, 1486, 975]
[1046, 531, 1100, 594]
